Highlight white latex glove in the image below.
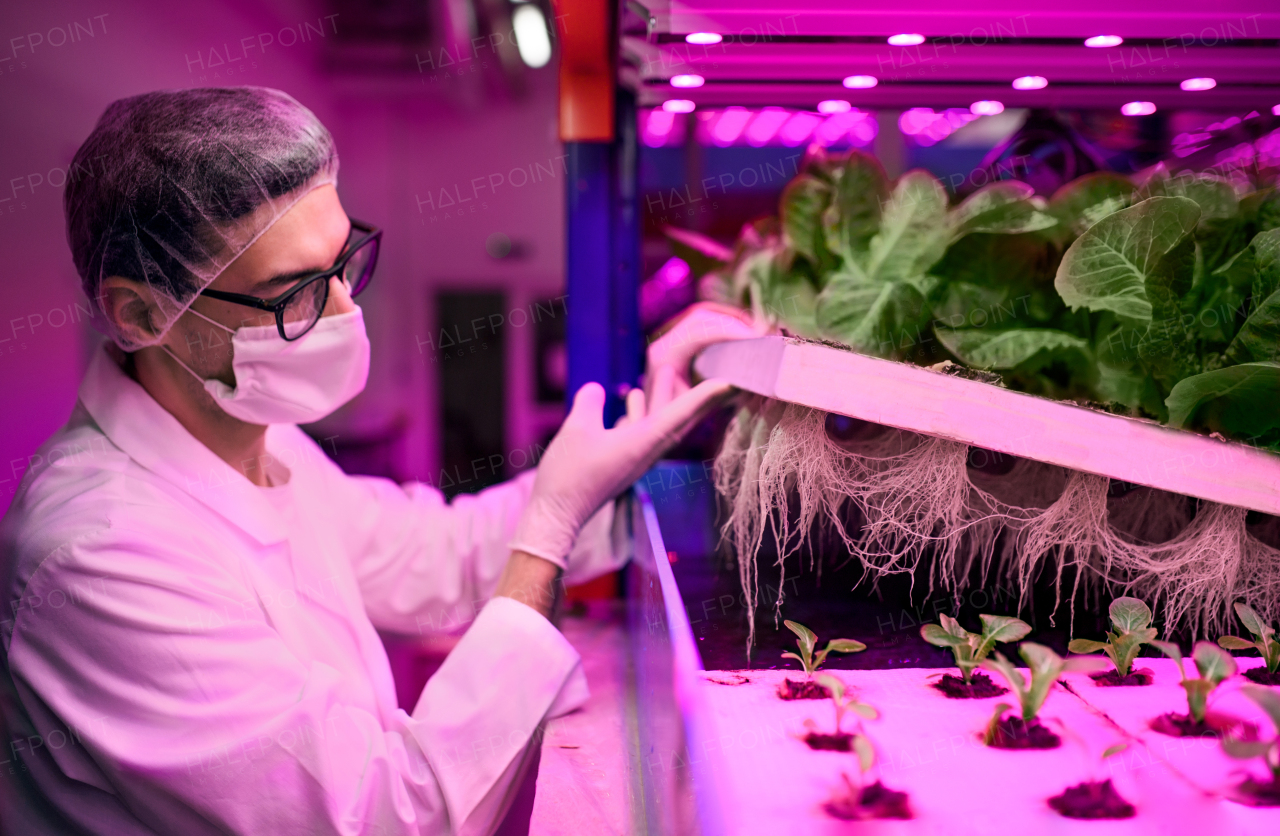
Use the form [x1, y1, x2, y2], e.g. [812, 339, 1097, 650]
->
[644, 302, 763, 402]
[509, 377, 732, 567]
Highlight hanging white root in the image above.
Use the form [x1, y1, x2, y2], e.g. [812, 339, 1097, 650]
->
[714, 396, 1280, 647]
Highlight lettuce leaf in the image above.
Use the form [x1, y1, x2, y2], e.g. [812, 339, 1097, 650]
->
[936, 328, 1090, 370]
[1165, 362, 1280, 446]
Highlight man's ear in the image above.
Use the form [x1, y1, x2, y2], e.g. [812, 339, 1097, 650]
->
[99, 276, 164, 345]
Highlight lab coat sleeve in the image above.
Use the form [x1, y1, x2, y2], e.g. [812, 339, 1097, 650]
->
[305, 428, 625, 635]
[8, 529, 584, 836]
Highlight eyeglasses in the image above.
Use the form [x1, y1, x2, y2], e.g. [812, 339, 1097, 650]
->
[199, 219, 381, 341]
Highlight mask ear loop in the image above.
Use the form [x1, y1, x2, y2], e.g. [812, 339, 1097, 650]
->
[160, 305, 236, 385]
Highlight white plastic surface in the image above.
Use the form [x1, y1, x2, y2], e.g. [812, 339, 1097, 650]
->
[694, 337, 1280, 515]
[693, 660, 1280, 835]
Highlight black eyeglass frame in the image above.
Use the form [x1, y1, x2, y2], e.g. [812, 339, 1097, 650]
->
[198, 219, 381, 341]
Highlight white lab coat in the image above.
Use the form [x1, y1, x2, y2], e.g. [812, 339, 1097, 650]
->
[0, 346, 624, 835]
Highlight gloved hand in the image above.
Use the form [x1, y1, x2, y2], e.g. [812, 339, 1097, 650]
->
[644, 302, 763, 402]
[509, 377, 732, 567]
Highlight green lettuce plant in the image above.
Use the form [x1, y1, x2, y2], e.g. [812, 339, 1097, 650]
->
[1221, 685, 1280, 790]
[1217, 602, 1280, 675]
[920, 613, 1031, 684]
[1153, 640, 1237, 723]
[1067, 597, 1158, 677]
[981, 643, 1105, 739]
[782, 620, 866, 677]
[814, 673, 878, 768]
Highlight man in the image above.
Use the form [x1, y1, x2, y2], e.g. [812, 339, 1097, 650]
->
[0, 87, 752, 834]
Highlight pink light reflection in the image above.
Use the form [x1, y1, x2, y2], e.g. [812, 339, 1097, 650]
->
[711, 107, 752, 146]
[642, 109, 676, 147]
[1012, 75, 1048, 90]
[779, 112, 822, 147]
[745, 107, 791, 146]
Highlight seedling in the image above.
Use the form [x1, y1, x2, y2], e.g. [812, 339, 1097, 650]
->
[782, 620, 866, 677]
[981, 643, 1105, 747]
[921, 613, 1031, 684]
[1067, 596, 1159, 679]
[1152, 640, 1237, 725]
[814, 674, 878, 749]
[1217, 602, 1280, 677]
[1221, 685, 1280, 802]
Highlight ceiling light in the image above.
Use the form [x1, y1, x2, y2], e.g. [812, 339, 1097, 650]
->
[685, 32, 722, 45]
[970, 100, 1004, 116]
[511, 5, 552, 68]
[662, 99, 696, 113]
[842, 75, 878, 89]
[1012, 75, 1048, 90]
[818, 100, 851, 114]
[670, 74, 705, 88]
[745, 107, 791, 146]
[1181, 77, 1216, 91]
[1084, 35, 1123, 48]
[887, 33, 925, 46]
[711, 107, 752, 145]
[1121, 101, 1156, 116]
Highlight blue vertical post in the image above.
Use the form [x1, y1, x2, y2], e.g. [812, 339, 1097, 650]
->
[566, 88, 641, 426]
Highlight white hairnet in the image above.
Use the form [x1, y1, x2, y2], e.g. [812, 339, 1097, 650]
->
[65, 87, 339, 350]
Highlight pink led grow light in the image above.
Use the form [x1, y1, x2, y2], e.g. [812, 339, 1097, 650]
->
[970, 100, 1004, 116]
[1012, 75, 1048, 90]
[817, 100, 851, 114]
[841, 75, 877, 90]
[1180, 77, 1216, 92]
[779, 112, 822, 147]
[1121, 101, 1156, 116]
[685, 32, 722, 45]
[662, 99, 696, 113]
[887, 33, 924, 46]
[670, 74, 705, 88]
[1084, 35, 1123, 48]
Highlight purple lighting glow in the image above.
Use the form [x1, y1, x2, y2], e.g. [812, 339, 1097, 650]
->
[1181, 77, 1216, 91]
[817, 100, 851, 114]
[745, 108, 791, 146]
[970, 100, 1004, 116]
[1012, 76, 1048, 90]
[670, 74, 705, 88]
[842, 75, 878, 89]
[887, 33, 925, 46]
[685, 32, 722, 45]
[711, 107, 752, 146]
[899, 107, 978, 146]
[779, 112, 823, 147]
[662, 99, 696, 113]
[1121, 101, 1157, 116]
[1084, 35, 1123, 48]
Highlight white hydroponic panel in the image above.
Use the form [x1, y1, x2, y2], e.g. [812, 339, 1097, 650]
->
[694, 661, 1280, 835]
[694, 336, 1280, 515]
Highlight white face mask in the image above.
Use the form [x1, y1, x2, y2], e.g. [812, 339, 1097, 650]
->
[164, 307, 371, 425]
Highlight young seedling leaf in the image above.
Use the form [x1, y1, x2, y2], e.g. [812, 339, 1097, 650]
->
[849, 702, 879, 721]
[852, 734, 876, 774]
[1153, 640, 1185, 675]
[1193, 641, 1238, 685]
[783, 620, 817, 674]
[940, 613, 970, 640]
[984, 702, 1014, 746]
[1109, 597, 1153, 632]
[814, 672, 845, 704]
[826, 639, 868, 654]
[978, 614, 1033, 646]
[1241, 684, 1280, 732]
[921, 624, 968, 648]
[1217, 636, 1257, 650]
[1102, 743, 1128, 760]
[1234, 602, 1268, 637]
[1068, 639, 1110, 655]
[1221, 736, 1274, 760]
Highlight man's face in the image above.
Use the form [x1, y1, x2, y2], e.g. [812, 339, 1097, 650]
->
[162, 183, 355, 387]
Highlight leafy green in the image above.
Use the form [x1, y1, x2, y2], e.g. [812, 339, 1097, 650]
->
[781, 619, 866, 677]
[1217, 602, 1280, 675]
[815, 673, 879, 772]
[1221, 686, 1280, 781]
[684, 151, 1280, 447]
[1054, 197, 1201, 321]
[981, 642, 1105, 723]
[1067, 596, 1157, 677]
[1153, 640, 1237, 722]
[920, 613, 1031, 684]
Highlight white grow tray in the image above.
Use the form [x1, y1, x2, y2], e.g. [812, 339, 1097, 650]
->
[693, 336, 1280, 515]
[620, 338, 1280, 835]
